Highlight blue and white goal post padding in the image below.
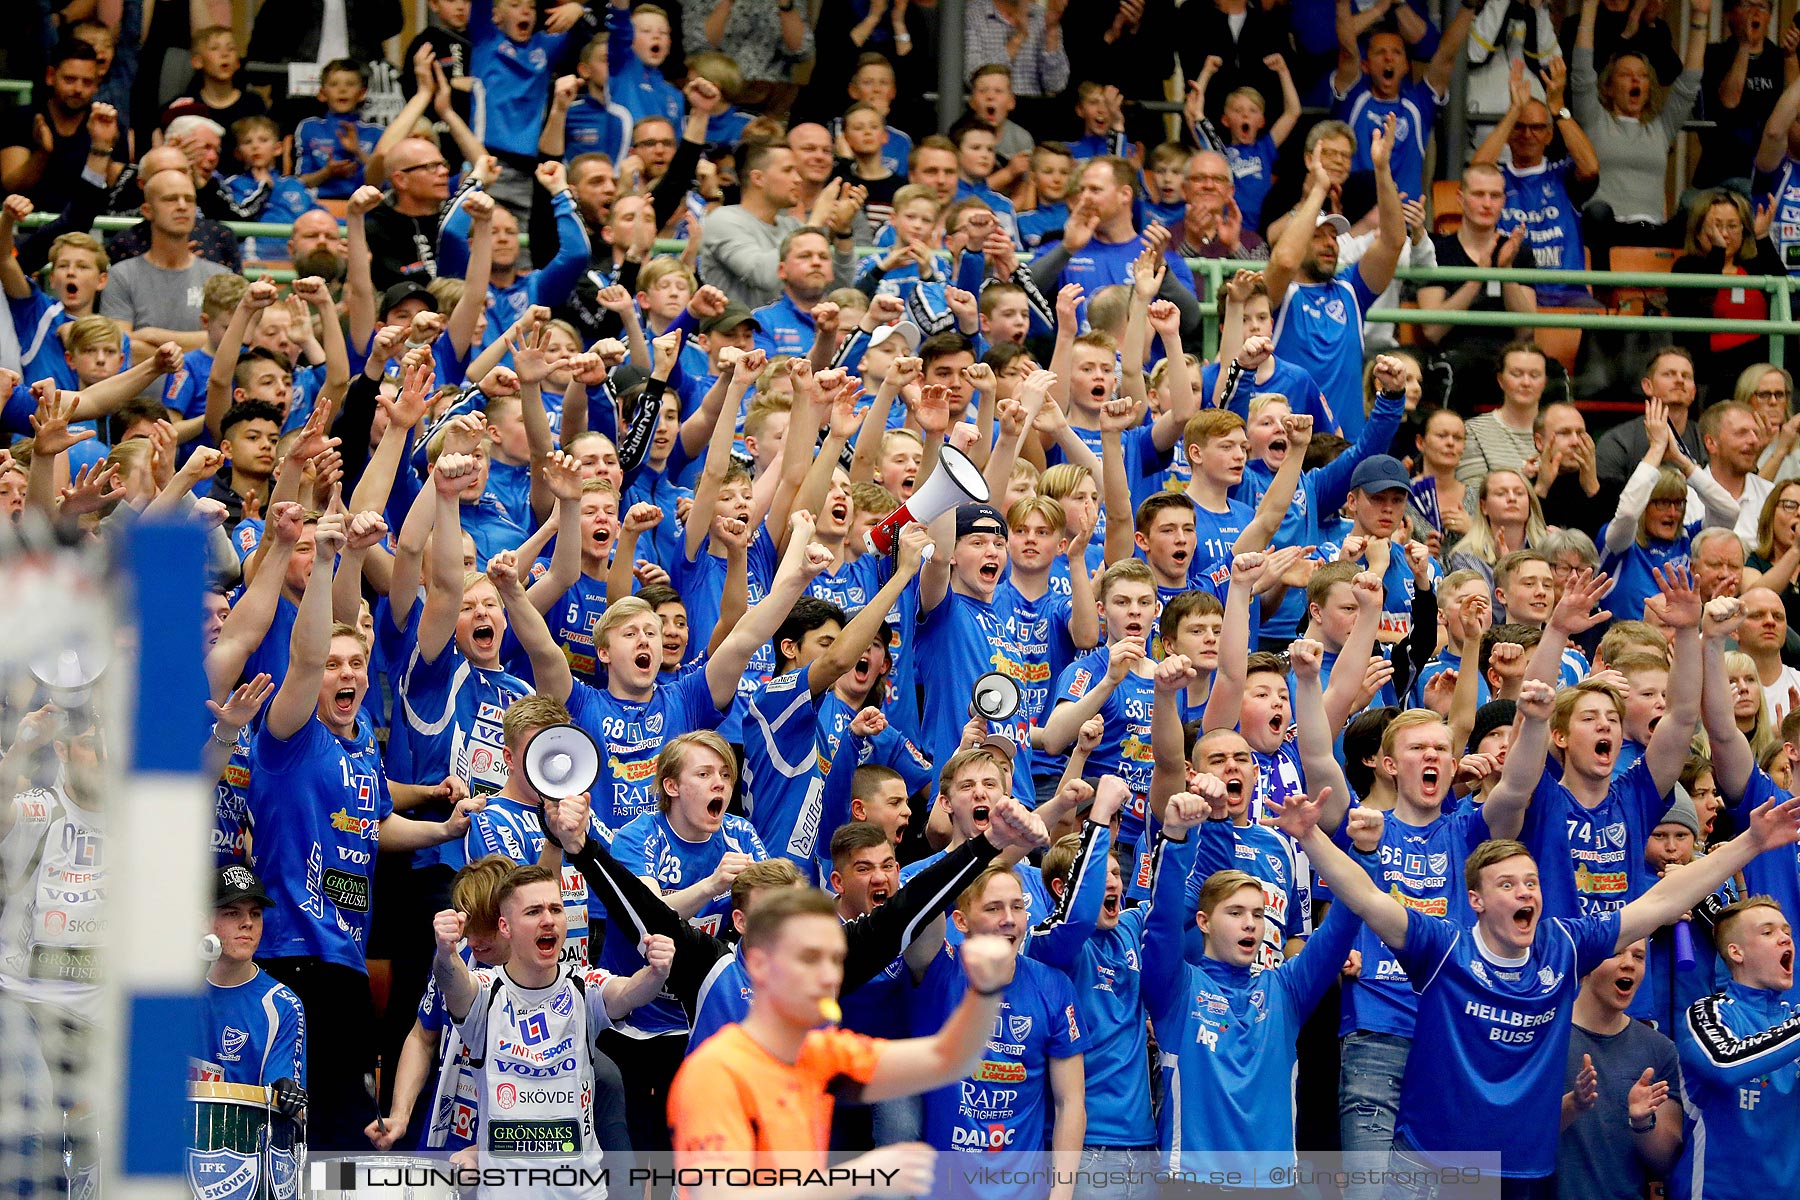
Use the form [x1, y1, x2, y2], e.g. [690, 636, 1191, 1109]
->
[106, 520, 212, 1200]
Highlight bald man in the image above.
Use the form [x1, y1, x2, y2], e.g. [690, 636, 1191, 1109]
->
[1739, 587, 1800, 726]
[787, 121, 873, 246]
[364, 137, 457, 289]
[98, 167, 230, 349]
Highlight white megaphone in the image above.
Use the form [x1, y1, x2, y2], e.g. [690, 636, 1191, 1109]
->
[31, 640, 109, 710]
[970, 672, 1023, 722]
[863, 444, 990, 555]
[523, 723, 601, 799]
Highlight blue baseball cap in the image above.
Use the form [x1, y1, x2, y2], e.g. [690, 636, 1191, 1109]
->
[1348, 455, 1411, 496]
[955, 503, 1008, 540]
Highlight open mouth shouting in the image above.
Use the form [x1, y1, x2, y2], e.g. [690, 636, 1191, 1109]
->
[899, 476, 916, 496]
[1420, 765, 1440, 795]
[633, 648, 655, 673]
[706, 794, 726, 820]
[829, 500, 850, 525]
[471, 622, 497, 655]
[1592, 737, 1614, 762]
[971, 804, 992, 831]
[331, 686, 357, 720]
[851, 652, 875, 688]
[534, 930, 558, 957]
[1612, 973, 1637, 1001]
[977, 562, 1001, 586]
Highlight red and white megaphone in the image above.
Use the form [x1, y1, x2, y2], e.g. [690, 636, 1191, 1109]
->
[863, 445, 991, 555]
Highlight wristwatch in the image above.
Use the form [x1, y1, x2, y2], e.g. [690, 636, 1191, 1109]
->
[1555, 106, 1572, 121]
[1627, 1113, 1656, 1134]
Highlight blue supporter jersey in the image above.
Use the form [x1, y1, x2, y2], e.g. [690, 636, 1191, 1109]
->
[416, 974, 478, 1151]
[751, 291, 819, 359]
[994, 579, 1079, 728]
[1391, 910, 1621, 1179]
[1181, 820, 1311, 971]
[688, 946, 753, 1051]
[1025, 824, 1155, 1147]
[1189, 495, 1258, 590]
[213, 724, 253, 865]
[1142, 831, 1362, 1177]
[956, 177, 1022, 246]
[226, 174, 316, 261]
[1051, 233, 1197, 319]
[396, 642, 531, 868]
[247, 713, 394, 971]
[8, 288, 76, 393]
[472, 31, 569, 158]
[459, 496, 528, 567]
[1671, 980, 1800, 1200]
[602, 809, 766, 1033]
[192, 968, 306, 1087]
[1755, 154, 1800, 275]
[1224, 136, 1279, 230]
[1498, 157, 1593, 304]
[1271, 273, 1381, 441]
[671, 528, 777, 705]
[1044, 651, 1156, 839]
[1516, 755, 1667, 920]
[564, 670, 725, 833]
[1017, 201, 1067, 251]
[1316, 528, 1439, 642]
[606, 6, 684, 126]
[1332, 76, 1443, 199]
[463, 792, 612, 969]
[916, 590, 1034, 799]
[293, 114, 381, 199]
[1598, 526, 1692, 622]
[804, 552, 884, 611]
[534, 562, 607, 683]
[485, 459, 531, 528]
[1338, 805, 1490, 1038]
[912, 948, 1081, 1188]
[743, 668, 834, 877]
[563, 92, 632, 164]
[1200, 356, 1337, 432]
[163, 345, 214, 420]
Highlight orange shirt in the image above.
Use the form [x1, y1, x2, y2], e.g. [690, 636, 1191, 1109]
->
[668, 1024, 886, 1169]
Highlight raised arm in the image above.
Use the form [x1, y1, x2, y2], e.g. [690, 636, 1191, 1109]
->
[1264, 151, 1330, 301]
[206, 501, 302, 697]
[1271, 786, 1411, 949]
[1759, 73, 1800, 174]
[1322, 569, 1386, 731]
[1700, 597, 1755, 797]
[448, 191, 497, 359]
[1201, 554, 1257, 732]
[489, 547, 576, 702]
[858, 935, 1015, 1103]
[205, 281, 274, 444]
[0, 195, 33, 300]
[416, 428, 485, 661]
[1355, 114, 1407, 296]
[1641, 565, 1704, 795]
[685, 348, 764, 562]
[343, 185, 383, 354]
[430, 909, 480, 1022]
[1481, 677, 1555, 841]
[1290, 638, 1354, 828]
[1233, 409, 1311, 552]
[265, 511, 347, 741]
[1618, 792, 1800, 949]
[704, 512, 830, 710]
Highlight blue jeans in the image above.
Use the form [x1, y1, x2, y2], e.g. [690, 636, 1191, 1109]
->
[1340, 1032, 1411, 1200]
[1071, 1146, 1159, 1200]
[1382, 1139, 1539, 1200]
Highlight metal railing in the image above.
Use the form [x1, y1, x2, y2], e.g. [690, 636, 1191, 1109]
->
[17, 210, 1800, 365]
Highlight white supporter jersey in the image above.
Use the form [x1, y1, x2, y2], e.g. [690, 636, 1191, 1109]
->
[457, 965, 616, 1199]
[0, 786, 104, 1023]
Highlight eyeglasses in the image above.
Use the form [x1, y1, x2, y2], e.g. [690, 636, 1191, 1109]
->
[396, 160, 449, 174]
[1188, 172, 1232, 186]
[633, 137, 676, 149]
[1755, 388, 1792, 401]
[1646, 497, 1687, 509]
[1778, 499, 1800, 514]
